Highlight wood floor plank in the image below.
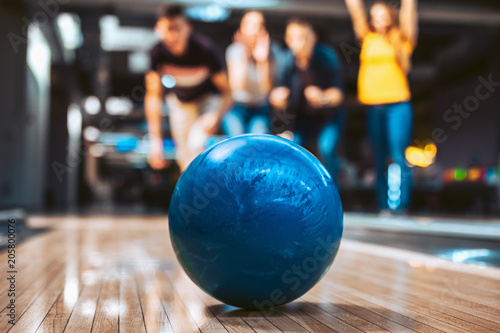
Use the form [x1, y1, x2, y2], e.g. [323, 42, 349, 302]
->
[0, 231, 67, 306]
[332, 254, 500, 330]
[272, 303, 338, 333]
[0, 264, 65, 332]
[92, 275, 120, 333]
[63, 280, 102, 333]
[35, 289, 78, 333]
[304, 300, 389, 333]
[297, 301, 363, 333]
[311, 281, 442, 333]
[331, 268, 500, 333]
[36, 230, 96, 333]
[135, 273, 175, 333]
[310, 290, 419, 333]
[156, 272, 202, 332]
[218, 317, 257, 333]
[7, 272, 66, 333]
[119, 274, 146, 332]
[336, 245, 500, 312]
[242, 317, 282, 332]
[262, 311, 310, 332]
[0, 230, 65, 288]
[163, 273, 228, 333]
[3, 216, 499, 333]
[324, 278, 470, 333]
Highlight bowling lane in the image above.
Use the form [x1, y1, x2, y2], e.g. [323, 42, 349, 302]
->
[1, 215, 499, 333]
[344, 213, 500, 268]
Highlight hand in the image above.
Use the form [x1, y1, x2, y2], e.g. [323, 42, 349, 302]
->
[270, 87, 290, 110]
[233, 29, 243, 44]
[200, 112, 221, 135]
[304, 86, 327, 109]
[277, 131, 294, 141]
[252, 32, 270, 64]
[148, 142, 169, 170]
[345, 0, 364, 8]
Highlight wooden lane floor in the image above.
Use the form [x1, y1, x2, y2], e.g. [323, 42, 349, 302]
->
[1, 216, 499, 333]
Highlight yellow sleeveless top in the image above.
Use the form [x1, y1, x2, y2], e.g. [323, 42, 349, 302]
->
[358, 32, 413, 105]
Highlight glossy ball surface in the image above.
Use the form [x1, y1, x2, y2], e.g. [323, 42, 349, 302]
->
[169, 135, 343, 309]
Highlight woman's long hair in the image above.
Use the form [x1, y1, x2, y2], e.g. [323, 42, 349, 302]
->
[371, 1, 411, 73]
[234, 11, 265, 50]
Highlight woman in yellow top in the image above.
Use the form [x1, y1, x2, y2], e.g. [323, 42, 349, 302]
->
[345, 0, 418, 212]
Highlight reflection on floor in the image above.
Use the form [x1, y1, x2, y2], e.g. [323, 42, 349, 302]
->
[344, 213, 500, 268]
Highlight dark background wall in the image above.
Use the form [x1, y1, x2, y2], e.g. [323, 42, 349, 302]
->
[0, 2, 29, 209]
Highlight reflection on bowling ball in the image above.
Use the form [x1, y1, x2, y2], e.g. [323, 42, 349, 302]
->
[169, 134, 343, 309]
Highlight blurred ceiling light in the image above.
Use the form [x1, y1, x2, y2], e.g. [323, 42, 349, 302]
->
[174, 0, 281, 8]
[405, 142, 437, 168]
[83, 126, 101, 142]
[105, 97, 134, 116]
[424, 143, 437, 156]
[486, 167, 499, 185]
[128, 51, 150, 74]
[99, 15, 120, 32]
[90, 144, 106, 157]
[219, 0, 281, 8]
[84, 96, 101, 115]
[57, 13, 83, 50]
[116, 137, 138, 153]
[67, 104, 82, 136]
[454, 168, 467, 181]
[443, 169, 454, 183]
[186, 4, 230, 22]
[161, 75, 177, 89]
[468, 167, 482, 182]
[100, 15, 158, 51]
[27, 25, 51, 84]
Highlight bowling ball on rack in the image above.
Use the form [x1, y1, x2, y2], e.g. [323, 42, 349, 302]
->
[168, 134, 343, 309]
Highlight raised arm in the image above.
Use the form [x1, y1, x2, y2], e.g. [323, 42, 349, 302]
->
[399, 0, 418, 48]
[345, 0, 369, 41]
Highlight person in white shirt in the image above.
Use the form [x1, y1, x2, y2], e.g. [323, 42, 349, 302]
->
[223, 11, 278, 136]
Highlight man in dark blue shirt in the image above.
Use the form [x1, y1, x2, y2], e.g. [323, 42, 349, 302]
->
[145, 5, 232, 171]
[270, 18, 345, 181]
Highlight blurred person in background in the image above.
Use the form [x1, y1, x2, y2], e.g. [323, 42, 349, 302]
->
[270, 18, 345, 181]
[345, 0, 418, 213]
[223, 11, 278, 136]
[145, 5, 232, 172]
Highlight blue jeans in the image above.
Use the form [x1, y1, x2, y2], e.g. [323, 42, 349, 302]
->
[367, 101, 413, 211]
[222, 103, 270, 136]
[293, 112, 344, 183]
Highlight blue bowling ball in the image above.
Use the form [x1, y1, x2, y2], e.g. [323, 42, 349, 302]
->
[169, 134, 343, 309]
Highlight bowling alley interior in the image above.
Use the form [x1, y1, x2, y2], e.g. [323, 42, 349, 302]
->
[1, 0, 500, 332]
